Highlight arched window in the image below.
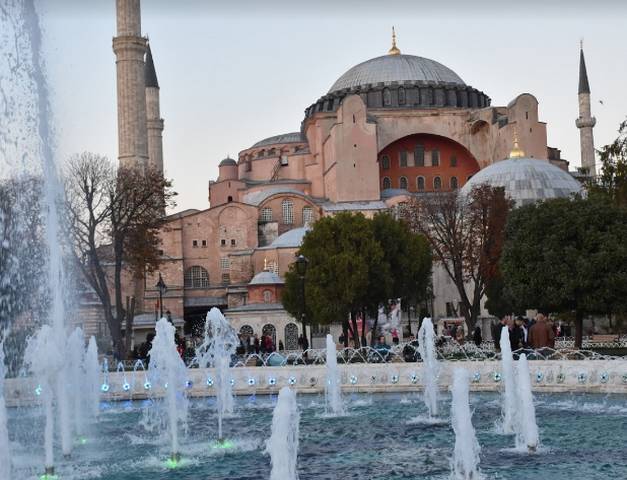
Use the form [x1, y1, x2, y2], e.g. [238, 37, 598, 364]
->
[399, 151, 407, 167]
[450, 176, 459, 190]
[417, 176, 425, 191]
[262, 324, 276, 346]
[414, 145, 425, 167]
[184, 266, 209, 288]
[302, 206, 313, 225]
[398, 87, 406, 105]
[380, 155, 390, 169]
[282, 199, 294, 224]
[399, 176, 408, 190]
[220, 257, 230, 270]
[261, 207, 273, 222]
[382, 177, 392, 190]
[383, 88, 392, 106]
[431, 149, 440, 167]
[240, 325, 254, 339]
[284, 323, 299, 350]
[263, 290, 273, 303]
[268, 260, 279, 275]
[434, 176, 442, 191]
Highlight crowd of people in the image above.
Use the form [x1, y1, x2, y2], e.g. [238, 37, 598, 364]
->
[492, 313, 563, 352]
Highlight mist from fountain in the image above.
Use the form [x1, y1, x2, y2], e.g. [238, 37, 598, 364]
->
[499, 325, 517, 434]
[325, 334, 344, 415]
[84, 336, 101, 419]
[450, 369, 482, 480]
[0, 340, 11, 480]
[266, 387, 300, 480]
[147, 318, 189, 464]
[417, 318, 439, 417]
[196, 307, 237, 442]
[515, 354, 539, 452]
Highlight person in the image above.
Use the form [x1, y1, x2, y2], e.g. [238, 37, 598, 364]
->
[392, 330, 400, 345]
[278, 340, 284, 352]
[403, 334, 419, 362]
[493, 316, 508, 351]
[236, 334, 246, 355]
[528, 314, 555, 350]
[472, 326, 482, 347]
[264, 335, 274, 353]
[373, 335, 391, 362]
[253, 334, 260, 355]
[298, 334, 305, 350]
[455, 326, 465, 345]
[509, 317, 524, 351]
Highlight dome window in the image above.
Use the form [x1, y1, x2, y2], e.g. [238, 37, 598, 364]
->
[282, 199, 294, 225]
[383, 88, 392, 106]
[399, 151, 408, 167]
[414, 145, 425, 167]
[399, 176, 408, 190]
[382, 177, 391, 190]
[261, 207, 273, 223]
[431, 150, 440, 167]
[417, 176, 425, 191]
[434, 176, 442, 191]
[381, 155, 390, 170]
[451, 176, 459, 190]
[398, 87, 406, 105]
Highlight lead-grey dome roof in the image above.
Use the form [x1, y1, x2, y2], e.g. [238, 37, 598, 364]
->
[249, 270, 284, 285]
[461, 157, 583, 206]
[252, 132, 306, 148]
[329, 54, 465, 93]
[219, 157, 236, 167]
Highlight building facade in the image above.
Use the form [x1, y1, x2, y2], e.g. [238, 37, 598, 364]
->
[100, 1, 595, 346]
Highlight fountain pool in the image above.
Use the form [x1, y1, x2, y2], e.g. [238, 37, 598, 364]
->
[5, 391, 626, 480]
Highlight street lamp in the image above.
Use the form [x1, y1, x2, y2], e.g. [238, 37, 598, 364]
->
[156, 273, 167, 320]
[295, 254, 310, 348]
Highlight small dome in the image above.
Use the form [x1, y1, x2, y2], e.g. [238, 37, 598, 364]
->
[251, 132, 306, 148]
[461, 157, 583, 206]
[219, 157, 237, 167]
[249, 270, 284, 285]
[270, 227, 308, 248]
[329, 54, 465, 94]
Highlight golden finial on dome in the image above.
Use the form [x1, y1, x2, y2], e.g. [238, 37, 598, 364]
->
[388, 26, 401, 56]
[510, 128, 525, 158]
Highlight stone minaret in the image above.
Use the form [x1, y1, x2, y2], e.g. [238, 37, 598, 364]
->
[113, 0, 149, 169]
[575, 46, 596, 176]
[145, 43, 164, 173]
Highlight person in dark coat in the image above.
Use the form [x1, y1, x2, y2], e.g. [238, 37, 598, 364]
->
[253, 334, 260, 355]
[472, 326, 482, 347]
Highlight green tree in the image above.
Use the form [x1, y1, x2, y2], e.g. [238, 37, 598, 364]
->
[500, 196, 627, 348]
[590, 119, 627, 208]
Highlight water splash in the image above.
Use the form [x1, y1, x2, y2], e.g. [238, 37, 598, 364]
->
[196, 307, 237, 441]
[418, 318, 439, 417]
[450, 369, 482, 480]
[499, 325, 517, 434]
[325, 334, 344, 415]
[515, 354, 539, 452]
[147, 318, 189, 461]
[266, 387, 299, 480]
[0, 339, 11, 479]
[84, 336, 101, 419]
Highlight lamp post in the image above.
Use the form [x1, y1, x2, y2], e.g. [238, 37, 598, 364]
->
[295, 254, 310, 348]
[408, 305, 414, 337]
[156, 273, 167, 320]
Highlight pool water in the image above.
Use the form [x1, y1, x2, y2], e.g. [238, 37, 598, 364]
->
[7, 392, 627, 480]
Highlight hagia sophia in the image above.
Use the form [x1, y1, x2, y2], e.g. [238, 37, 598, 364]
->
[92, 1, 592, 350]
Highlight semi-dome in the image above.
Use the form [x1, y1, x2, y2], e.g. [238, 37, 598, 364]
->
[249, 270, 284, 285]
[270, 226, 308, 248]
[329, 54, 465, 94]
[461, 157, 583, 206]
[219, 157, 237, 167]
[251, 132, 306, 149]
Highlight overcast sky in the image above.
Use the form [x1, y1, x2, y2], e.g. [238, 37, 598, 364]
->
[41, 0, 627, 212]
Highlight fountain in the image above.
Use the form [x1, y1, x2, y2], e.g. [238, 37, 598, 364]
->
[196, 307, 238, 444]
[499, 325, 517, 434]
[325, 334, 344, 415]
[266, 387, 300, 480]
[84, 337, 101, 419]
[0, 340, 11, 480]
[515, 354, 539, 452]
[450, 369, 482, 480]
[147, 318, 189, 465]
[417, 317, 439, 417]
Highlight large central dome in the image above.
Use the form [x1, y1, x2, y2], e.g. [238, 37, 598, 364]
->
[328, 54, 466, 94]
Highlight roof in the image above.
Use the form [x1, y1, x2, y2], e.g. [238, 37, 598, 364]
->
[329, 54, 465, 94]
[219, 157, 237, 167]
[269, 226, 308, 248]
[242, 187, 309, 206]
[226, 303, 286, 313]
[165, 208, 200, 220]
[461, 157, 584, 207]
[578, 48, 590, 94]
[145, 44, 159, 88]
[249, 270, 284, 285]
[251, 132, 306, 148]
[321, 200, 388, 212]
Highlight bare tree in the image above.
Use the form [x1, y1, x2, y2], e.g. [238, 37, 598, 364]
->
[64, 153, 176, 359]
[404, 185, 512, 331]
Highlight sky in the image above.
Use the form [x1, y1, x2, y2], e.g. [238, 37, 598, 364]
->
[41, 0, 627, 212]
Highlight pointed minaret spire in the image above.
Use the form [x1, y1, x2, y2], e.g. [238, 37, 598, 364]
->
[388, 26, 401, 56]
[145, 42, 159, 88]
[575, 42, 596, 176]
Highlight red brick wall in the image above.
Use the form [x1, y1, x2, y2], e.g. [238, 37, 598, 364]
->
[379, 134, 480, 193]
